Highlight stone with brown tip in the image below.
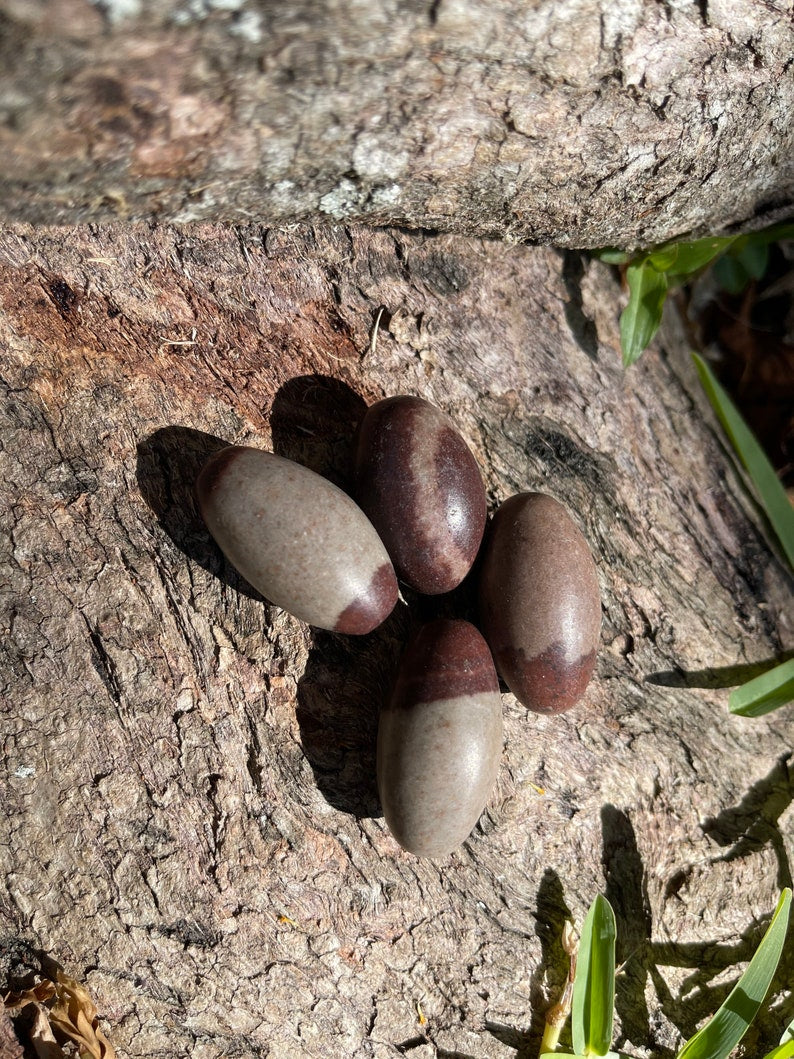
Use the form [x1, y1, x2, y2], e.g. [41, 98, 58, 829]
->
[377, 619, 503, 858]
[196, 446, 398, 634]
[353, 395, 487, 594]
[478, 492, 601, 713]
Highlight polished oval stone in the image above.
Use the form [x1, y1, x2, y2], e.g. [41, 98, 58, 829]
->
[377, 619, 503, 857]
[478, 492, 601, 713]
[353, 395, 487, 594]
[197, 446, 398, 634]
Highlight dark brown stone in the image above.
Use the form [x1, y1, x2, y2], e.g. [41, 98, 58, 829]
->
[377, 619, 503, 857]
[390, 617, 500, 706]
[478, 492, 601, 713]
[498, 643, 598, 715]
[353, 395, 486, 594]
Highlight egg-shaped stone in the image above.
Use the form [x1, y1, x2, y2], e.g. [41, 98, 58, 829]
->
[377, 619, 503, 857]
[196, 446, 398, 634]
[353, 395, 487, 594]
[478, 492, 601, 713]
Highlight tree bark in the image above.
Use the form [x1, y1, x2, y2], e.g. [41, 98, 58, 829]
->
[1, 223, 792, 1058]
[1, 0, 792, 245]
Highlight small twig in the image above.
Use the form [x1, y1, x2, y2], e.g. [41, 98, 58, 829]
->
[369, 305, 385, 355]
[158, 339, 198, 353]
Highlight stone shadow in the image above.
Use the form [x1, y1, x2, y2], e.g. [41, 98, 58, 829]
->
[295, 603, 410, 818]
[269, 372, 368, 489]
[269, 373, 411, 818]
[135, 424, 266, 601]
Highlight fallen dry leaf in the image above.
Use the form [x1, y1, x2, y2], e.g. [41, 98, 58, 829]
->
[48, 974, 115, 1059]
[30, 1004, 62, 1059]
[2, 972, 115, 1059]
[2, 981, 56, 1013]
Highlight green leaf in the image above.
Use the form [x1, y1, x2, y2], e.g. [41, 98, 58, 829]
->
[572, 895, 616, 1056]
[664, 235, 736, 278]
[676, 889, 792, 1059]
[745, 221, 794, 246]
[781, 1017, 794, 1044]
[648, 245, 680, 271]
[729, 658, 794, 717]
[713, 239, 770, 294]
[541, 1054, 632, 1058]
[693, 354, 794, 570]
[762, 1042, 794, 1059]
[620, 262, 668, 365]
[713, 255, 751, 295]
[593, 248, 631, 265]
[738, 239, 770, 280]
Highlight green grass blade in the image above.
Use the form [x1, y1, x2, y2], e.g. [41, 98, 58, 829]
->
[572, 895, 616, 1056]
[541, 1053, 631, 1058]
[676, 889, 792, 1059]
[693, 353, 794, 569]
[729, 658, 794, 716]
[781, 1016, 794, 1044]
[620, 262, 668, 366]
[762, 1043, 794, 1059]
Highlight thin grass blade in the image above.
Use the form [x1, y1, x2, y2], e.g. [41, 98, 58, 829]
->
[729, 658, 794, 717]
[761, 1043, 794, 1059]
[676, 889, 791, 1059]
[541, 1053, 631, 1058]
[693, 354, 794, 570]
[571, 895, 616, 1056]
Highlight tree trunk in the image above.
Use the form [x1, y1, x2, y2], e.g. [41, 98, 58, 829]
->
[1, 223, 792, 1058]
[1, 0, 792, 245]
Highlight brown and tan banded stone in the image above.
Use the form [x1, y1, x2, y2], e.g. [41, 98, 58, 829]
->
[197, 446, 398, 634]
[478, 492, 601, 714]
[377, 619, 503, 858]
[353, 396, 487, 594]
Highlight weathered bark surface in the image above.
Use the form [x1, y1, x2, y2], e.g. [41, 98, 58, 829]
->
[1, 224, 792, 1059]
[1, 0, 793, 246]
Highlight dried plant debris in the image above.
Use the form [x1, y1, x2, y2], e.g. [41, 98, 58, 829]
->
[3, 972, 115, 1059]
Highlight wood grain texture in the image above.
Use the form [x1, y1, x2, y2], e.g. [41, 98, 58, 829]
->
[0, 224, 792, 1058]
[0, 0, 793, 245]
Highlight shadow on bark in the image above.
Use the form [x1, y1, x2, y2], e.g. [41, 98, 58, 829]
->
[701, 752, 793, 891]
[269, 372, 413, 818]
[600, 777, 793, 1055]
[601, 805, 653, 1052]
[486, 867, 571, 1058]
[560, 251, 599, 362]
[0, 935, 62, 994]
[646, 650, 794, 689]
[269, 372, 368, 490]
[135, 425, 267, 602]
[295, 604, 410, 819]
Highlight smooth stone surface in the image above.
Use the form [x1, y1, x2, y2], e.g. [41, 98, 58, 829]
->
[353, 395, 487, 594]
[478, 492, 601, 714]
[196, 446, 398, 634]
[377, 619, 503, 858]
